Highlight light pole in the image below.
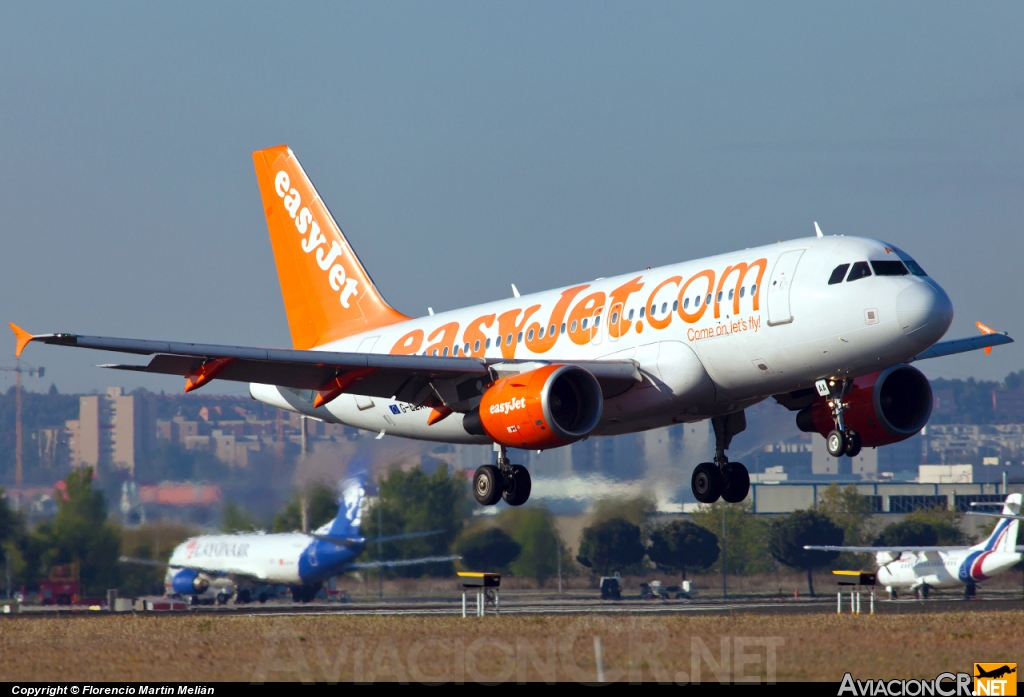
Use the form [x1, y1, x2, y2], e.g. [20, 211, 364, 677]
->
[721, 503, 727, 600]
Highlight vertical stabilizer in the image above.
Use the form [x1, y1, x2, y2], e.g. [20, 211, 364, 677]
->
[974, 493, 1022, 552]
[253, 146, 411, 350]
[315, 465, 369, 540]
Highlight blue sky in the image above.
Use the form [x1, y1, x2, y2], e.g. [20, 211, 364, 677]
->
[1, 2, 1021, 395]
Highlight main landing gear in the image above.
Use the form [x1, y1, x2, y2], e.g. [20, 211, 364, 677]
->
[691, 412, 751, 504]
[473, 445, 532, 507]
[818, 378, 862, 458]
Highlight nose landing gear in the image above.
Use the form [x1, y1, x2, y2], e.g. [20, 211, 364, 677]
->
[473, 445, 532, 507]
[691, 412, 750, 504]
[819, 378, 862, 458]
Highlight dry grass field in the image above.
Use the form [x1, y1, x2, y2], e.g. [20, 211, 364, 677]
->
[1, 611, 1020, 683]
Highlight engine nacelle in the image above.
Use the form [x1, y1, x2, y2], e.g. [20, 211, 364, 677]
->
[465, 364, 603, 449]
[796, 364, 932, 447]
[171, 569, 209, 595]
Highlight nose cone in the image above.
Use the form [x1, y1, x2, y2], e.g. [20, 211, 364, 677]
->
[897, 281, 953, 344]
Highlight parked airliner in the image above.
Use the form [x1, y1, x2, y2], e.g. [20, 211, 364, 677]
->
[123, 471, 457, 603]
[11, 145, 1013, 508]
[807, 494, 1023, 598]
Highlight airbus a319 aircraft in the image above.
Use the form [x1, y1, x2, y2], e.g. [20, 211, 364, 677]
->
[807, 494, 1024, 598]
[10, 145, 1013, 507]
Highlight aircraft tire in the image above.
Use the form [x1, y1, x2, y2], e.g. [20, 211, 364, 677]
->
[473, 465, 503, 506]
[721, 462, 750, 503]
[827, 430, 846, 457]
[844, 430, 862, 458]
[258, 592, 268, 604]
[502, 465, 532, 506]
[691, 463, 723, 504]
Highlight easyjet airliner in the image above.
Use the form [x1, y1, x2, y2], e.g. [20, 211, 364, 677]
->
[11, 146, 1013, 507]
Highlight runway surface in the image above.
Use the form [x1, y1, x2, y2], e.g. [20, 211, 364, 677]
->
[9, 592, 1024, 618]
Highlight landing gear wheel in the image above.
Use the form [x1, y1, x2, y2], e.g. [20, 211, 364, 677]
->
[258, 592, 268, 604]
[964, 582, 976, 599]
[502, 465, 532, 506]
[827, 430, 846, 457]
[236, 589, 252, 604]
[692, 462, 723, 504]
[473, 465, 503, 506]
[844, 430, 862, 458]
[721, 462, 750, 503]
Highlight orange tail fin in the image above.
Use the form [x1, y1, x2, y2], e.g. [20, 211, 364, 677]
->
[253, 146, 410, 350]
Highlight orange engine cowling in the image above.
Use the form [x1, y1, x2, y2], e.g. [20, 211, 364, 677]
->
[796, 364, 933, 447]
[466, 364, 603, 449]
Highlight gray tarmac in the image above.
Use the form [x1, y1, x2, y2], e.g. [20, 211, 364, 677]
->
[8, 592, 1024, 619]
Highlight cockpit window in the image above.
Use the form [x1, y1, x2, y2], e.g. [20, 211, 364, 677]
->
[870, 260, 909, 276]
[846, 261, 872, 282]
[828, 264, 850, 285]
[886, 244, 928, 276]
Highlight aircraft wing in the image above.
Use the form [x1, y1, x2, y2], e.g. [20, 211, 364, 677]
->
[910, 331, 1013, 361]
[118, 555, 247, 578]
[804, 545, 966, 552]
[348, 554, 461, 570]
[10, 325, 640, 405]
[966, 511, 1024, 521]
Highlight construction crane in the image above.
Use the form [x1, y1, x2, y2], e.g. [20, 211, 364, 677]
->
[0, 360, 44, 485]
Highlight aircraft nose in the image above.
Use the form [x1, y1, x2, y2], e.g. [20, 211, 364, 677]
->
[896, 281, 953, 342]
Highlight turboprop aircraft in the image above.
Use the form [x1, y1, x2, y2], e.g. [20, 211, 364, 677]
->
[806, 494, 1024, 599]
[10, 145, 1014, 508]
[122, 472, 458, 603]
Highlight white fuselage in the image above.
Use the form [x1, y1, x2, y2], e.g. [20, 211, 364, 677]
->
[876, 549, 1021, 590]
[167, 532, 311, 586]
[252, 235, 952, 444]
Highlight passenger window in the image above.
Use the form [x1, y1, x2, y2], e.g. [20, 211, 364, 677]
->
[486, 338, 491, 349]
[582, 318, 588, 329]
[611, 312, 619, 324]
[683, 298, 690, 310]
[432, 349, 438, 356]
[870, 260, 909, 276]
[846, 261, 872, 282]
[672, 300, 678, 312]
[496, 335, 503, 347]
[464, 342, 470, 354]
[750, 284, 757, 295]
[639, 307, 646, 318]
[627, 309, 634, 320]
[739, 286, 745, 298]
[695, 295, 701, 306]
[570, 320, 578, 332]
[594, 315, 601, 327]
[828, 264, 850, 285]
[560, 322, 566, 334]
[661, 302, 667, 314]
[506, 333, 513, 345]
[517, 331, 523, 343]
[528, 329, 535, 341]
[728, 289, 734, 301]
[716, 291, 723, 303]
[474, 340, 481, 352]
[706, 294, 712, 305]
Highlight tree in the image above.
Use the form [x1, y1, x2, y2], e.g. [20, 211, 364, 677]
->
[769, 510, 843, 596]
[818, 483, 878, 568]
[29, 468, 121, 596]
[690, 502, 774, 576]
[576, 518, 645, 575]
[359, 465, 466, 577]
[648, 520, 719, 580]
[222, 502, 261, 533]
[271, 481, 338, 533]
[498, 507, 569, 586]
[874, 519, 937, 547]
[455, 527, 521, 572]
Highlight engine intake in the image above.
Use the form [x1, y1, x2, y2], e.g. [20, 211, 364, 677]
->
[797, 364, 932, 447]
[466, 364, 603, 449]
[171, 568, 209, 595]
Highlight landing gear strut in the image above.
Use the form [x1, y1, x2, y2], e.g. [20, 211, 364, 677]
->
[473, 445, 532, 507]
[691, 412, 750, 504]
[819, 378, 862, 458]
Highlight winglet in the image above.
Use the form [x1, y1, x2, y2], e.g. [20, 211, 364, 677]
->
[814, 221, 824, 238]
[976, 321, 997, 354]
[9, 323, 34, 357]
